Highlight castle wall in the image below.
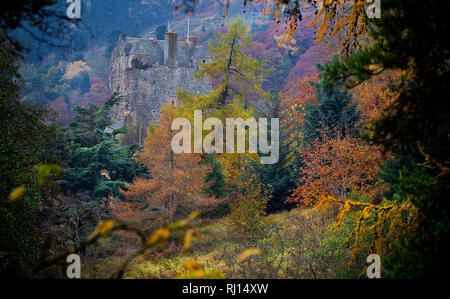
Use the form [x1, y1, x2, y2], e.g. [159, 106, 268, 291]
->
[109, 54, 211, 126]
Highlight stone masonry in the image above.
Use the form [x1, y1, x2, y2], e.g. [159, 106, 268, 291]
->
[109, 30, 211, 127]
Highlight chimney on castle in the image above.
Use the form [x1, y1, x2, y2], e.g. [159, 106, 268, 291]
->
[164, 30, 177, 68]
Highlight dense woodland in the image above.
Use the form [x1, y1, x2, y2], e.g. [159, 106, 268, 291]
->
[0, 0, 449, 279]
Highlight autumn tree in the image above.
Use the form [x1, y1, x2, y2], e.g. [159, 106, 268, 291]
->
[229, 165, 271, 240]
[178, 0, 371, 53]
[319, 0, 450, 277]
[64, 60, 91, 80]
[281, 72, 318, 141]
[113, 105, 216, 227]
[351, 71, 398, 126]
[195, 18, 269, 109]
[290, 131, 382, 207]
[176, 19, 269, 192]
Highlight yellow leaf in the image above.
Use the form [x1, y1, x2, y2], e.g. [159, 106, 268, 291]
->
[99, 220, 115, 235]
[168, 210, 200, 230]
[147, 228, 170, 247]
[183, 229, 194, 252]
[86, 220, 115, 242]
[36, 164, 62, 187]
[8, 186, 25, 203]
[237, 248, 261, 262]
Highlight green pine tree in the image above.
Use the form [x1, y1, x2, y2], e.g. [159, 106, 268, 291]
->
[302, 78, 360, 144]
[204, 153, 228, 199]
[257, 97, 298, 213]
[55, 93, 145, 199]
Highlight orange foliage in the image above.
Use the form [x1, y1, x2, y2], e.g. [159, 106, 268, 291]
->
[257, 0, 368, 53]
[280, 73, 319, 155]
[352, 71, 399, 124]
[281, 72, 318, 127]
[110, 106, 215, 227]
[282, 72, 318, 107]
[289, 130, 383, 207]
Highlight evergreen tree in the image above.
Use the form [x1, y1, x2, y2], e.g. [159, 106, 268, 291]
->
[302, 79, 360, 144]
[321, 0, 450, 277]
[204, 153, 227, 199]
[0, 40, 56, 277]
[257, 97, 298, 213]
[280, 53, 293, 82]
[55, 93, 145, 198]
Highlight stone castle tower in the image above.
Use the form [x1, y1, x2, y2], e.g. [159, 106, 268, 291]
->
[109, 29, 212, 127]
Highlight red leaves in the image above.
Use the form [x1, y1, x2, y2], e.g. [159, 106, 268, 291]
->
[289, 131, 382, 207]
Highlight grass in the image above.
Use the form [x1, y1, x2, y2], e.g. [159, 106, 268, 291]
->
[120, 208, 328, 279]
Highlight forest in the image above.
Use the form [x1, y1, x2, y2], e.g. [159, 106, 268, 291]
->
[0, 0, 448, 280]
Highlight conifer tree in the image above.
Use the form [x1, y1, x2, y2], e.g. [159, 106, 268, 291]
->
[176, 19, 269, 193]
[55, 94, 144, 198]
[256, 97, 298, 213]
[0, 41, 56, 277]
[302, 79, 360, 144]
[320, 0, 450, 277]
[195, 18, 269, 108]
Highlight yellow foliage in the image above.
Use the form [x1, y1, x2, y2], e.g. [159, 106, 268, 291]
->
[146, 228, 170, 249]
[65, 60, 91, 79]
[35, 164, 62, 187]
[8, 186, 25, 203]
[314, 194, 419, 261]
[99, 220, 115, 235]
[8, 164, 62, 203]
[175, 260, 226, 279]
[230, 173, 271, 237]
[87, 220, 115, 242]
[182, 229, 202, 252]
[237, 248, 262, 262]
[254, 0, 369, 53]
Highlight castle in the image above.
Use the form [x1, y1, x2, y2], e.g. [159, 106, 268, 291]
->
[109, 29, 212, 128]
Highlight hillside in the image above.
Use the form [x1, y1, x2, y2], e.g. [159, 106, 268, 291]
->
[89, 208, 361, 279]
[2, 0, 448, 281]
